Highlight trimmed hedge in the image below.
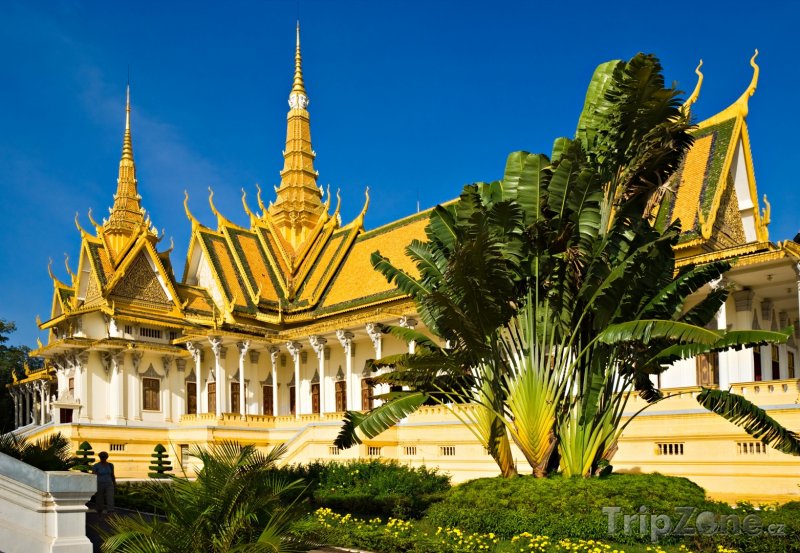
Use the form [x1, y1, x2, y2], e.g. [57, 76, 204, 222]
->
[422, 473, 800, 552]
[270, 459, 450, 519]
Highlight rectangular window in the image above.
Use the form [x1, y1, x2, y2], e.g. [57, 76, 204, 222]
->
[789, 351, 796, 379]
[695, 353, 719, 386]
[737, 441, 768, 454]
[231, 382, 240, 414]
[124, 325, 134, 336]
[403, 446, 417, 456]
[140, 327, 163, 339]
[68, 377, 74, 396]
[440, 446, 456, 456]
[656, 442, 684, 456]
[289, 385, 296, 415]
[361, 378, 374, 410]
[207, 382, 216, 413]
[262, 385, 274, 416]
[329, 446, 340, 456]
[143, 378, 160, 410]
[771, 345, 780, 379]
[311, 383, 320, 414]
[169, 330, 179, 341]
[335, 380, 346, 412]
[109, 443, 126, 452]
[753, 349, 762, 382]
[187, 383, 197, 415]
[180, 444, 190, 467]
[367, 446, 381, 457]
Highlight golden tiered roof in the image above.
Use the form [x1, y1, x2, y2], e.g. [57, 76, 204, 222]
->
[655, 51, 771, 256]
[33, 43, 788, 359]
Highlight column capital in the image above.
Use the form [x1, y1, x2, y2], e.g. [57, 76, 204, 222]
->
[398, 316, 418, 328]
[286, 341, 303, 360]
[186, 341, 202, 361]
[175, 358, 187, 372]
[209, 336, 224, 356]
[162, 356, 173, 376]
[236, 340, 251, 358]
[130, 350, 144, 371]
[336, 329, 354, 349]
[366, 323, 382, 348]
[309, 335, 328, 356]
[269, 346, 280, 365]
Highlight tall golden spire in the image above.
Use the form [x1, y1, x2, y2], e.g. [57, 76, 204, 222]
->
[268, 21, 326, 249]
[104, 84, 145, 255]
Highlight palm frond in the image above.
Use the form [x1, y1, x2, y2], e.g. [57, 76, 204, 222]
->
[333, 392, 428, 449]
[697, 388, 800, 456]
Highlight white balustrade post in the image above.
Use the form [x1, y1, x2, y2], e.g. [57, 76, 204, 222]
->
[269, 346, 280, 415]
[336, 330, 354, 410]
[39, 381, 47, 424]
[236, 341, 250, 418]
[286, 341, 303, 417]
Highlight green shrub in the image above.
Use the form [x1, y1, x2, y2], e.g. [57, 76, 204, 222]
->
[422, 473, 799, 552]
[312, 459, 450, 519]
[424, 473, 712, 543]
[147, 443, 173, 479]
[114, 480, 169, 514]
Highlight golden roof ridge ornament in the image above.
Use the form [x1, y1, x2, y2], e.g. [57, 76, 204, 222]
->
[184, 190, 201, 231]
[241, 188, 259, 223]
[736, 50, 759, 118]
[682, 60, 703, 115]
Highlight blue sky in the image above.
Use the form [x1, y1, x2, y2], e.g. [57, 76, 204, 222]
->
[1, 1, 798, 347]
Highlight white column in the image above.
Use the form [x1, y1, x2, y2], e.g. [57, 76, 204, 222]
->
[732, 289, 756, 383]
[269, 346, 280, 416]
[248, 349, 261, 415]
[77, 352, 90, 423]
[175, 358, 187, 417]
[10, 390, 18, 428]
[336, 330, 354, 410]
[39, 381, 48, 424]
[129, 352, 142, 421]
[186, 342, 202, 415]
[113, 352, 125, 423]
[286, 341, 302, 417]
[209, 337, 224, 417]
[716, 299, 732, 390]
[236, 341, 249, 418]
[24, 385, 31, 425]
[399, 316, 418, 354]
[162, 356, 173, 422]
[366, 323, 385, 406]
[310, 336, 327, 415]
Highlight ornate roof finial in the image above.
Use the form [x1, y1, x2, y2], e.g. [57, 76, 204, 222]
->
[184, 190, 201, 231]
[683, 60, 704, 114]
[104, 82, 145, 254]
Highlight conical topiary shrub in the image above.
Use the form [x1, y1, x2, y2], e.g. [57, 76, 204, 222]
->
[148, 443, 172, 479]
[73, 441, 95, 472]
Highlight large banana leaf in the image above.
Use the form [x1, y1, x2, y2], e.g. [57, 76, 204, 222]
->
[697, 388, 800, 456]
[333, 392, 428, 449]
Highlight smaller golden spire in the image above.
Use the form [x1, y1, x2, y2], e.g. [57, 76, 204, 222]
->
[292, 21, 306, 96]
[682, 60, 703, 115]
[122, 84, 133, 162]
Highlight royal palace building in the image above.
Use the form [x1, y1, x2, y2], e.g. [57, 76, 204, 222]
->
[8, 30, 800, 502]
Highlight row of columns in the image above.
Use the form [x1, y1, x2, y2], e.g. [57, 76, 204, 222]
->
[9, 380, 52, 428]
[184, 318, 416, 418]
